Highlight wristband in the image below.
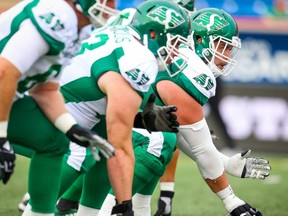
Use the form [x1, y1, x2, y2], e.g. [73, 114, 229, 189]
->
[54, 113, 77, 133]
[0, 121, 8, 137]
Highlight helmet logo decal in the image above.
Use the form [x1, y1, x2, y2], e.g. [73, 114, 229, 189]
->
[125, 69, 150, 85]
[193, 74, 214, 90]
[147, 6, 185, 29]
[194, 12, 228, 32]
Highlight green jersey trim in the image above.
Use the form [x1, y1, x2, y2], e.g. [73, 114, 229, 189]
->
[18, 64, 62, 93]
[0, 1, 32, 52]
[61, 76, 105, 103]
[90, 47, 123, 83]
[26, 0, 64, 55]
[153, 70, 209, 106]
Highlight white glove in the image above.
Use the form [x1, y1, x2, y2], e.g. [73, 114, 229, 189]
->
[225, 150, 271, 179]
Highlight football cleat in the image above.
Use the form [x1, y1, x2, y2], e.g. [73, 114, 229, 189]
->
[55, 198, 79, 216]
[18, 192, 30, 212]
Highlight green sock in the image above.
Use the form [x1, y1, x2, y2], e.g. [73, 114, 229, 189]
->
[29, 153, 63, 213]
[61, 175, 83, 202]
[58, 160, 82, 198]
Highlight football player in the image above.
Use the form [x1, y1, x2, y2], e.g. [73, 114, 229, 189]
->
[56, 1, 190, 215]
[54, 2, 270, 216]
[99, 6, 270, 216]
[152, 7, 265, 216]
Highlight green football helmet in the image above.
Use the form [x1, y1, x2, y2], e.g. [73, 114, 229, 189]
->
[190, 8, 241, 77]
[173, 0, 195, 15]
[71, 0, 119, 27]
[130, 0, 191, 76]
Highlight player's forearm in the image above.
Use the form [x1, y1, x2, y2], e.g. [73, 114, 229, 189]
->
[0, 61, 20, 121]
[31, 84, 68, 124]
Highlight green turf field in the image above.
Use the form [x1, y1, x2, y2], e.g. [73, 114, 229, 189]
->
[1, 152, 288, 215]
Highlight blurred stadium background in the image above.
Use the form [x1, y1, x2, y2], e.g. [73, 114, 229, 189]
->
[0, 0, 288, 215]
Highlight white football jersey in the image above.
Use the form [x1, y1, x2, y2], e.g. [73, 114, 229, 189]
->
[0, 0, 81, 99]
[60, 25, 158, 129]
[151, 46, 217, 106]
[180, 46, 217, 102]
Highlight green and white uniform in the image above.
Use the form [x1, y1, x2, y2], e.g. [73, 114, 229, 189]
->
[99, 46, 217, 215]
[58, 14, 180, 210]
[0, 0, 85, 213]
[1, 0, 82, 98]
[152, 46, 216, 106]
[58, 24, 165, 208]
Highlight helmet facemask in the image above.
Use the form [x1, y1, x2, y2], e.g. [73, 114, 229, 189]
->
[130, 0, 191, 75]
[88, 0, 119, 27]
[202, 35, 241, 77]
[157, 34, 190, 77]
[73, 0, 119, 27]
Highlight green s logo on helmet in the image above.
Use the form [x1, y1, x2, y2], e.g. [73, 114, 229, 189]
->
[147, 6, 185, 29]
[193, 12, 229, 32]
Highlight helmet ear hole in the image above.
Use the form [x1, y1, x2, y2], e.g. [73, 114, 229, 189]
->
[150, 30, 157, 40]
[196, 35, 202, 43]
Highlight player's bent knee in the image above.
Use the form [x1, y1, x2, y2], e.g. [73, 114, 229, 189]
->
[177, 118, 224, 179]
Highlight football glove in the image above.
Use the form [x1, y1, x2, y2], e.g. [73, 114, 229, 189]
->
[0, 138, 16, 184]
[66, 125, 115, 161]
[228, 203, 262, 216]
[111, 200, 134, 216]
[141, 94, 179, 133]
[225, 150, 271, 179]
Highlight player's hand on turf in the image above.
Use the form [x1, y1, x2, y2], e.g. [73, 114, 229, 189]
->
[228, 203, 262, 216]
[66, 125, 115, 161]
[226, 150, 271, 179]
[0, 138, 16, 184]
[142, 93, 179, 133]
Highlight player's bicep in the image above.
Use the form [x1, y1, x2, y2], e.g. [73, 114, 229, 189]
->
[156, 80, 204, 125]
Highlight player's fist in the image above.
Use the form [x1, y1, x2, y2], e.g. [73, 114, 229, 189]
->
[0, 138, 16, 184]
[142, 93, 179, 133]
[66, 124, 115, 161]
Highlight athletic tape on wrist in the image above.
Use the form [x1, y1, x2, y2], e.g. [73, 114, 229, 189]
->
[0, 121, 8, 137]
[54, 113, 77, 133]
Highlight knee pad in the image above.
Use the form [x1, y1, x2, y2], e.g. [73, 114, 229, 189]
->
[176, 118, 224, 179]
